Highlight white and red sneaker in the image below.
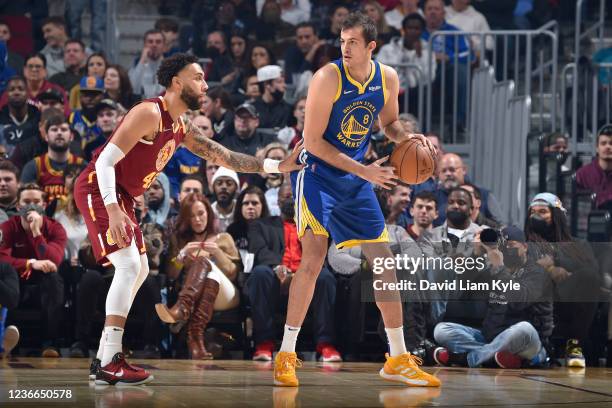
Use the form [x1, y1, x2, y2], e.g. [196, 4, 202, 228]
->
[253, 341, 274, 361]
[95, 353, 154, 386]
[494, 351, 522, 369]
[316, 342, 342, 362]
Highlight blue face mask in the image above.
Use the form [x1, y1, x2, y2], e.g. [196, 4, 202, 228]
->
[18, 203, 45, 217]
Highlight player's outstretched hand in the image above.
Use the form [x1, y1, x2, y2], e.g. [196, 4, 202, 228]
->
[361, 156, 398, 190]
[107, 204, 137, 248]
[278, 139, 306, 173]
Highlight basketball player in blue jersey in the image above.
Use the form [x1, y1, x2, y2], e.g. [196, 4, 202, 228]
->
[274, 13, 441, 387]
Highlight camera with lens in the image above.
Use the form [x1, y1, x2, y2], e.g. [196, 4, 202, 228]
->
[479, 228, 507, 250]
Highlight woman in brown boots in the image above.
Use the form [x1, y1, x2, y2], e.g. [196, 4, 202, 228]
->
[156, 193, 241, 359]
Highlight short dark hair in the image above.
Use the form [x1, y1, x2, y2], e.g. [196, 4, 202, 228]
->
[144, 29, 164, 41]
[7, 75, 26, 87]
[447, 187, 473, 208]
[180, 175, 204, 191]
[206, 86, 234, 111]
[65, 38, 85, 51]
[342, 12, 377, 44]
[597, 124, 612, 143]
[461, 182, 481, 201]
[26, 53, 46, 68]
[296, 21, 317, 35]
[154, 17, 179, 33]
[0, 160, 19, 179]
[42, 16, 66, 30]
[412, 191, 438, 209]
[402, 13, 426, 30]
[156, 53, 199, 88]
[44, 110, 68, 132]
[17, 183, 46, 202]
[41, 107, 63, 124]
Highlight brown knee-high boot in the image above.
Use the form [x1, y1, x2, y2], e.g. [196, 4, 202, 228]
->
[188, 278, 220, 360]
[155, 260, 211, 324]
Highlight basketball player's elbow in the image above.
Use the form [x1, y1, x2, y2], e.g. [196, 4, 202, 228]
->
[303, 135, 322, 156]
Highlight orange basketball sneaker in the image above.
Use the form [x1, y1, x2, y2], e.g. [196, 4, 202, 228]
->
[379, 353, 441, 387]
[273, 351, 302, 387]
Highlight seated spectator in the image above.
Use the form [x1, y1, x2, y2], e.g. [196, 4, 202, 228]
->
[69, 75, 105, 144]
[255, 1, 295, 54]
[68, 52, 107, 110]
[383, 184, 412, 228]
[445, 0, 494, 57]
[0, 21, 24, 72]
[319, 4, 350, 47]
[433, 226, 552, 368]
[208, 1, 253, 49]
[204, 161, 220, 202]
[103, 64, 140, 112]
[292, 43, 341, 98]
[0, 160, 19, 217]
[241, 75, 261, 104]
[0, 53, 69, 116]
[399, 112, 421, 133]
[362, 1, 400, 50]
[129, 30, 165, 99]
[278, 96, 306, 148]
[253, 65, 292, 129]
[156, 193, 241, 359]
[49, 39, 87, 92]
[211, 167, 241, 232]
[0, 183, 67, 357]
[256, 0, 311, 26]
[21, 111, 85, 208]
[0, 42, 16, 94]
[163, 175, 206, 240]
[0, 261, 19, 357]
[576, 125, 612, 208]
[385, 0, 423, 30]
[407, 191, 438, 242]
[155, 17, 181, 57]
[82, 98, 119, 161]
[40, 17, 68, 78]
[201, 87, 234, 137]
[0, 76, 41, 155]
[246, 184, 341, 361]
[145, 172, 172, 227]
[461, 182, 501, 228]
[260, 143, 287, 215]
[245, 44, 277, 79]
[39, 88, 66, 113]
[283, 22, 323, 85]
[217, 103, 278, 156]
[220, 33, 249, 93]
[204, 31, 235, 84]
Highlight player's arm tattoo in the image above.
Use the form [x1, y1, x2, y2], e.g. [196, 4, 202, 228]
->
[182, 116, 264, 173]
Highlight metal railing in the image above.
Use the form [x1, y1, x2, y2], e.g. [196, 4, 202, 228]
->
[105, 0, 119, 63]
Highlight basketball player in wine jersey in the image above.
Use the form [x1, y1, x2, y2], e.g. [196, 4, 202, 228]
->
[74, 54, 303, 386]
[275, 13, 440, 387]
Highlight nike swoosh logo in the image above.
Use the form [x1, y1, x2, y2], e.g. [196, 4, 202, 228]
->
[343, 90, 354, 94]
[102, 369, 124, 377]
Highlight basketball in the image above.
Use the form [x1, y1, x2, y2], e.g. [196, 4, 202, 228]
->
[389, 138, 436, 184]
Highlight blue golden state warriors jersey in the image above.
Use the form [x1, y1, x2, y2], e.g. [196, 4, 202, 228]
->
[305, 59, 388, 175]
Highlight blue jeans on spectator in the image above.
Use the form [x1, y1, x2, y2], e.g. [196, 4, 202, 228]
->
[246, 265, 336, 345]
[434, 321, 545, 367]
[67, 0, 107, 51]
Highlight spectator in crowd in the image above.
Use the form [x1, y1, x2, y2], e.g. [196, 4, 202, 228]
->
[145, 172, 173, 227]
[218, 33, 249, 92]
[208, 1, 252, 46]
[427, 132, 443, 155]
[0, 42, 16, 95]
[407, 191, 438, 240]
[164, 115, 208, 200]
[227, 185, 270, 275]
[0, 160, 19, 217]
[103, 64, 140, 112]
[283, 22, 324, 85]
[204, 161, 220, 201]
[205, 31, 235, 84]
[157, 193, 241, 359]
[0, 54, 69, 116]
[201, 86, 234, 137]
[67, 0, 106, 51]
[155, 17, 181, 57]
[461, 182, 501, 228]
[376, 13, 436, 114]
[245, 44, 277, 79]
[0, 21, 24, 72]
[68, 75, 105, 144]
[525, 193, 601, 367]
[40, 17, 68, 78]
[211, 167, 240, 232]
[49, 39, 87, 92]
[255, 0, 295, 53]
[82, 98, 119, 161]
[0, 261, 19, 358]
[21, 112, 84, 206]
[576, 125, 612, 208]
[256, 0, 311, 26]
[254, 65, 292, 128]
[385, 0, 423, 30]
[0, 183, 67, 357]
[413, 153, 504, 226]
[129, 29, 165, 99]
[217, 103, 278, 156]
[0, 76, 41, 155]
[445, 0, 494, 57]
[278, 96, 306, 148]
[38, 88, 65, 113]
[362, 1, 400, 49]
[433, 226, 552, 368]
[399, 112, 421, 133]
[242, 75, 261, 103]
[260, 143, 287, 216]
[246, 184, 341, 362]
[319, 4, 350, 46]
[384, 184, 412, 228]
[292, 42, 341, 97]
[178, 175, 204, 204]
[69, 52, 107, 110]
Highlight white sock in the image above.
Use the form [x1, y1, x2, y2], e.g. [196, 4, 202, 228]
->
[279, 325, 301, 353]
[385, 326, 408, 357]
[101, 326, 124, 367]
[96, 330, 105, 361]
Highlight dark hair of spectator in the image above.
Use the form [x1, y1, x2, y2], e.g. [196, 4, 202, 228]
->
[44, 110, 68, 132]
[206, 86, 234, 111]
[176, 193, 218, 248]
[42, 16, 66, 30]
[230, 33, 249, 62]
[546, 132, 568, 146]
[65, 38, 85, 51]
[180, 175, 204, 191]
[105, 64, 134, 105]
[208, 30, 228, 48]
[59, 163, 86, 220]
[412, 191, 438, 209]
[246, 43, 276, 76]
[157, 53, 199, 88]
[597, 124, 612, 143]
[233, 185, 270, 227]
[342, 12, 378, 44]
[26, 53, 46, 69]
[41, 107, 63, 124]
[7, 75, 26, 87]
[461, 182, 481, 200]
[296, 21, 317, 36]
[447, 186, 473, 208]
[0, 159, 19, 179]
[144, 29, 164, 42]
[525, 206, 572, 243]
[17, 183, 46, 202]
[312, 44, 342, 71]
[330, 4, 350, 18]
[402, 13, 426, 30]
[155, 17, 179, 33]
[86, 52, 108, 75]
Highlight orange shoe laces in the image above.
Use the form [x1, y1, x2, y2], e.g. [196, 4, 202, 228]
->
[278, 353, 303, 373]
[397, 353, 424, 368]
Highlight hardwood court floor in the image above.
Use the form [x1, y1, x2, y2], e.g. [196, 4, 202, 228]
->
[1, 358, 611, 407]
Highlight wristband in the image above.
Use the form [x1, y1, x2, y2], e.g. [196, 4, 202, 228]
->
[263, 158, 281, 174]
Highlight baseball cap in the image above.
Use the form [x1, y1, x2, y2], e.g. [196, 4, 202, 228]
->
[235, 103, 259, 118]
[211, 166, 240, 187]
[38, 88, 64, 103]
[257, 65, 283, 82]
[79, 75, 104, 92]
[95, 98, 118, 115]
[501, 226, 526, 243]
[529, 192, 566, 213]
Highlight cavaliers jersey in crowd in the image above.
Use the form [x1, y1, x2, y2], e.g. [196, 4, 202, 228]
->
[34, 152, 84, 204]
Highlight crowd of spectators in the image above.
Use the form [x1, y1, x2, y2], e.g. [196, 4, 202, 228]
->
[0, 0, 609, 371]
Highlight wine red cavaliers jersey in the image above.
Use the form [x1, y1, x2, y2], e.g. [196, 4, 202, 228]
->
[73, 96, 187, 264]
[34, 153, 84, 204]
